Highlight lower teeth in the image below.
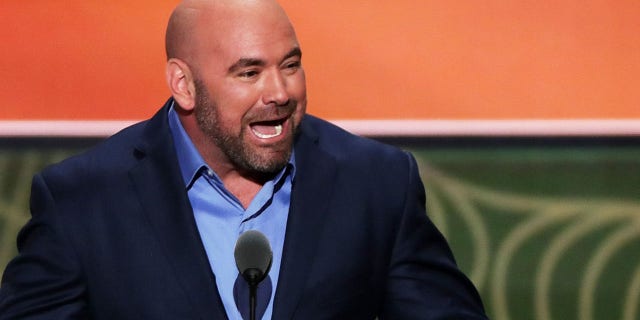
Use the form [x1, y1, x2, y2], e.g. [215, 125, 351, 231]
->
[253, 124, 283, 139]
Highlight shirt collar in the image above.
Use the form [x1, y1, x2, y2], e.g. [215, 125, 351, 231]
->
[168, 102, 296, 189]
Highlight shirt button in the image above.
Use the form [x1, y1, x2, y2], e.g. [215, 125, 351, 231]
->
[206, 169, 214, 177]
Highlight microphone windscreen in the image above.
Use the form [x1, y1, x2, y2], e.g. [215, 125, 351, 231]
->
[234, 230, 273, 278]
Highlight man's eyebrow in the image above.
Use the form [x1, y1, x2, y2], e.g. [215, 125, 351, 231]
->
[227, 47, 302, 74]
[227, 58, 265, 74]
[281, 47, 302, 63]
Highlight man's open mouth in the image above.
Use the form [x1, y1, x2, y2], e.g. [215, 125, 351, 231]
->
[250, 119, 285, 139]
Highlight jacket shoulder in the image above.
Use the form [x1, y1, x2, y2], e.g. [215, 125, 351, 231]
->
[300, 115, 410, 164]
[38, 120, 149, 188]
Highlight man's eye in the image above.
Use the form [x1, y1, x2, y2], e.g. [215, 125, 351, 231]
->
[285, 61, 300, 69]
[282, 61, 300, 74]
[239, 70, 259, 78]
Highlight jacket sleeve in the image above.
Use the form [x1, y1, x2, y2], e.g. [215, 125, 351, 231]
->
[380, 152, 488, 319]
[0, 173, 87, 319]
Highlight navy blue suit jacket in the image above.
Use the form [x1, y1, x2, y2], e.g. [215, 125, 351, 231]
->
[0, 99, 487, 319]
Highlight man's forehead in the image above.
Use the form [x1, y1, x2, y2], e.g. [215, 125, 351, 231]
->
[202, 11, 299, 61]
[192, 0, 296, 42]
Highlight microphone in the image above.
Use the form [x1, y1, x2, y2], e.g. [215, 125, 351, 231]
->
[234, 230, 273, 320]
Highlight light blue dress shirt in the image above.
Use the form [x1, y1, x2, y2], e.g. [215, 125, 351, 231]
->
[168, 106, 294, 320]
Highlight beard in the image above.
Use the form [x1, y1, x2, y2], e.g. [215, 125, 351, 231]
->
[193, 78, 297, 177]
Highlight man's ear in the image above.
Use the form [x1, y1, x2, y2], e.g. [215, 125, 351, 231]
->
[166, 58, 196, 111]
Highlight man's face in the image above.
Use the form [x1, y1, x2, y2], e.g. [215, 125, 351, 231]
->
[190, 8, 307, 176]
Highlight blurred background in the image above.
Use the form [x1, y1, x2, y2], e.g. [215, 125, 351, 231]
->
[1, 1, 639, 319]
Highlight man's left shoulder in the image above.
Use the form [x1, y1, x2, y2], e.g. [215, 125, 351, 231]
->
[299, 114, 405, 158]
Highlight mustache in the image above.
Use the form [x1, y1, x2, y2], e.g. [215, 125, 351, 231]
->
[245, 100, 298, 123]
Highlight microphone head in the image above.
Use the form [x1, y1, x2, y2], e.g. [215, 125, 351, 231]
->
[234, 230, 273, 285]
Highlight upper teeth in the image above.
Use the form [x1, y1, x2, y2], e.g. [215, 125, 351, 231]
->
[253, 124, 283, 139]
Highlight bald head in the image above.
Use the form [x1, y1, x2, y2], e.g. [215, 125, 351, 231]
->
[165, 0, 294, 63]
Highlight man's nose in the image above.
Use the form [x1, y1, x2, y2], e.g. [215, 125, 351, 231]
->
[261, 70, 290, 106]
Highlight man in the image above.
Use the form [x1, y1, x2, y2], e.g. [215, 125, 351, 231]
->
[0, 0, 488, 319]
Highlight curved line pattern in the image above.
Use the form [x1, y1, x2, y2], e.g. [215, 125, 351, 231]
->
[0, 155, 11, 265]
[16, 150, 43, 204]
[491, 207, 580, 320]
[421, 163, 490, 290]
[535, 209, 631, 320]
[432, 173, 491, 289]
[623, 262, 640, 320]
[416, 161, 640, 320]
[424, 184, 449, 240]
[0, 151, 41, 268]
[578, 221, 640, 320]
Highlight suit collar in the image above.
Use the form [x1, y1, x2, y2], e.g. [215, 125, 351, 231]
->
[129, 98, 228, 319]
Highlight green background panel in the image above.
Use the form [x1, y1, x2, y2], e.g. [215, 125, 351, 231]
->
[1, 137, 639, 320]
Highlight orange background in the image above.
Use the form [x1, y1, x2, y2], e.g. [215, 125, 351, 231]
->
[1, 1, 639, 121]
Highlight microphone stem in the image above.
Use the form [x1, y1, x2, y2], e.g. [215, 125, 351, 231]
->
[250, 283, 257, 320]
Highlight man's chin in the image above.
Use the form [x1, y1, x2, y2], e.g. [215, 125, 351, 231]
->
[231, 144, 291, 176]
[250, 152, 291, 174]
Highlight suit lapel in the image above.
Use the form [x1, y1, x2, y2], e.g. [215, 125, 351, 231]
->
[128, 101, 228, 320]
[272, 119, 338, 319]
[127, 106, 336, 319]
